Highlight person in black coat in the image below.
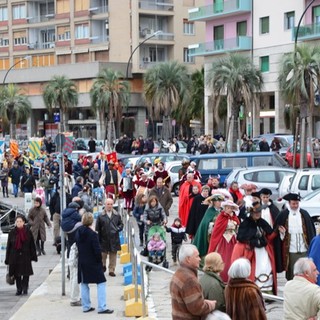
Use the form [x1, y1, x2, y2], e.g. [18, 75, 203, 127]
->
[5, 215, 37, 295]
[95, 198, 123, 277]
[258, 138, 270, 152]
[20, 167, 36, 193]
[274, 193, 316, 280]
[76, 213, 113, 314]
[8, 161, 22, 197]
[186, 186, 210, 238]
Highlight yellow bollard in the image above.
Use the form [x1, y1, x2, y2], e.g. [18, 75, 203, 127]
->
[120, 252, 130, 264]
[125, 298, 147, 317]
[121, 243, 128, 253]
[124, 284, 142, 300]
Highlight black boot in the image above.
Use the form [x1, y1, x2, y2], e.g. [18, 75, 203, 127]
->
[41, 241, 46, 255]
[36, 243, 41, 256]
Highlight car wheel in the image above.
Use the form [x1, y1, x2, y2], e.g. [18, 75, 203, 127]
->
[313, 217, 320, 235]
[173, 183, 179, 197]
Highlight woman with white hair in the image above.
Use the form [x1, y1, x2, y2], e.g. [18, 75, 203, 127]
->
[199, 252, 226, 312]
[225, 258, 267, 320]
[207, 200, 240, 282]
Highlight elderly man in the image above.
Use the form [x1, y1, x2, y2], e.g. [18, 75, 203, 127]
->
[284, 257, 320, 320]
[170, 244, 216, 319]
[149, 177, 173, 216]
[88, 163, 102, 188]
[274, 193, 316, 280]
[95, 198, 123, 277]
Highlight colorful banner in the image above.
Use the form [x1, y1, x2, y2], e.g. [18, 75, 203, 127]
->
[10, 140, 19, 158]
[63, 135, 74, 155]
[28, 139, 42, 159]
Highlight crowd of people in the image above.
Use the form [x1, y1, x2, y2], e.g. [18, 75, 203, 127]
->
[4, 134, 320, 319]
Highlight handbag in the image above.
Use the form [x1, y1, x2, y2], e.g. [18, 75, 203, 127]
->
[6, 267, 15, 285]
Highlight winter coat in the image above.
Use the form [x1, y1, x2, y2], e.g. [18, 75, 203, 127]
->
[149, 186, 173, 216]
[0, 167, 9, 187]
[132, 205, 145, 225]
[73, 162, 83, 179]
[8, 166, 22, 185]
[28, 206, 51, 241]
[20, 173, 36, 190]
[166, 224, 186, 245]
[147, 239, 166, 252]
[75, 225, 106, 284]
[5, 226, 37, 276]
[78, 191, 93, 212]
[143, 205, 166, 226]
[95, 209, 123, 252]
[225, 278, 267, 320]
[199, 271, 225, 312]
[61, 202, 82, 233]
[71, 183, 83, 198]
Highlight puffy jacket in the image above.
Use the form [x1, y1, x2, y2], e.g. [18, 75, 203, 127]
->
[61, 202, 81, 233]
[71, 183, 83, 198]
[166, 224, 187, 245]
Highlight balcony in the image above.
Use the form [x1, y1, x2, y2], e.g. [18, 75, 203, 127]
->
[28, 41, 55, 50]
[27, 14, 55, 24]
[139, 30, 174, 41]
[293, 23, 320, 41]
[89, 34, 109, 44]
[89, 5, 108, 14]
[188, 36, 252, 57]
[188, 0, 252, 22]
[139, 0, 173, 11]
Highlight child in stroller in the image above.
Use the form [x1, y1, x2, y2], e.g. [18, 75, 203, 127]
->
[147, 231, 166, 263]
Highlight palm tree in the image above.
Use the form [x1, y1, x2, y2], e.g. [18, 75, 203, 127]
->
[206, 53, 263, 152]
[278, 44, 320, 167]
[90, 68, 129, 147]
[0, 84, 32, 139]
[144, 61, 192, 142]
[42, 75, 78, 132]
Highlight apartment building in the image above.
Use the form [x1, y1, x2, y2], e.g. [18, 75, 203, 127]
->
[189, 0, 320, 137]
[0, 0, 204, 139]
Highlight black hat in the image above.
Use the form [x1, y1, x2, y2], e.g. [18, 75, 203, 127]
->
[251, 191, 261, 198]
[283, 193, 301, 201]
[260, 188, 272, 196]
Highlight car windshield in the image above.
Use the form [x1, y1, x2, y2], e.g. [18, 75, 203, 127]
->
[302, 188, 320, 201]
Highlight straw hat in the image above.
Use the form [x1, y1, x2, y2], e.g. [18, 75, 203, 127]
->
[221, 200, 239, 210]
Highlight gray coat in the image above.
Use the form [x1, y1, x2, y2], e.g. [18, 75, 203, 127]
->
[149, 186, 173, 216]
[28, 206, 51, 241]
[95, 209, 123, 253]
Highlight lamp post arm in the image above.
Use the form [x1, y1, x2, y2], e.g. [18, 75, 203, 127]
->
[295, 0, 316, 50]
[3, 60, 25, 85]
[126, 31, 161, 79]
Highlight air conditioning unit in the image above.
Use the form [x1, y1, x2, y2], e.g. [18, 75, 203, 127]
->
[49, 43, 55, 48]
[143, 57, 151, 63]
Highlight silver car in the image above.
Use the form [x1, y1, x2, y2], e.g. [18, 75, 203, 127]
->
[225, 166, 296, 200]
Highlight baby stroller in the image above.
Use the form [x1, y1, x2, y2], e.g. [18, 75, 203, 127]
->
[92, 186, 105, 206]
[145, 225, 169, 272]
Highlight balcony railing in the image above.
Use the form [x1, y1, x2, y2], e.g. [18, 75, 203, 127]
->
[139, 0, 173, 11]
[28, 41, 55, 49]
[188, 36, 252, 56]
[90, 34, 109, 43]
[189, 0, 252, 21]
[293, 23, 320, 41]
[27, 14, 55, 24]
[89, 5, 108, 14]
[140, 60, 166, 69]
[139, 31, 174, 41]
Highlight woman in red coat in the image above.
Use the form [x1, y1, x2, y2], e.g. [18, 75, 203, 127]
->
[208, 200, 240, 282]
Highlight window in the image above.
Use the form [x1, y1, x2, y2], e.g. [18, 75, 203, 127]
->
[0, 34, 9, 47]
[183, 20, 194, 35]
[56, 0, 70, 14]
[285, 11, 295, 30]
[222, 158, 247, 169]
[256, 171, 277, 183]
[13, 31, 27, 45]
[311, 175, 320, 190]
[13, 4, 26, 19]
[57, 26, 71, 41]
[237, 21, 247, 36]
[75, 0, 89, 11]
[214, 25, 224, 50]
[260, 56, 269, 72]
[313, 5, 320, 24]
[298, 175, 309, 191]
[198, 159, 218, 170]
[0, 7, 8, 21]
[214, 0, 224, 13]
[260, 16, 269, 34]
[75, 24, 89, 39]
[183, 48, 194, 63]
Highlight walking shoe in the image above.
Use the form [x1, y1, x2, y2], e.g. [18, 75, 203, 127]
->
[83, 307, 95, 313]
[98, 309, 114, 314]
[109, 272, 116, 277]
[41, 249, 46, 255]
[70, 300, 82, 307]
[139, 241, 143, 247]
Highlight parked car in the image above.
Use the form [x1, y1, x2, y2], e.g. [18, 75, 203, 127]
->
[177, 141, 187, 153]
[190, 152, 288, 184]
[165, 161, 181, 196]
[285, 145, 312, 168]
[118, 154, 141, 168]
[278, 168, 320, 198]
[0, 202, 25, 233]
[225, 166, 296, 200]
[136, 153, 189, 167]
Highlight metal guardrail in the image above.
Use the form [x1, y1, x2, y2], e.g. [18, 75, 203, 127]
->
[120, 203, 284, 318]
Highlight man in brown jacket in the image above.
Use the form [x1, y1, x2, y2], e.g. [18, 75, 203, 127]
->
[170, 244, 216, 319]
[149, 177, 173, 216]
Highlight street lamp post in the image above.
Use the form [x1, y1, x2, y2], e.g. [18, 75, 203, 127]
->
[125, 30, 162, 79]
[2, 55, 31, 85]
[292, 0, 316, 168]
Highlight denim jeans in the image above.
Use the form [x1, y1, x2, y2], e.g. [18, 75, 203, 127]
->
[81, 281, 107, 313]
[45, 189, 54, 206]
[12, 183, 19, 197]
